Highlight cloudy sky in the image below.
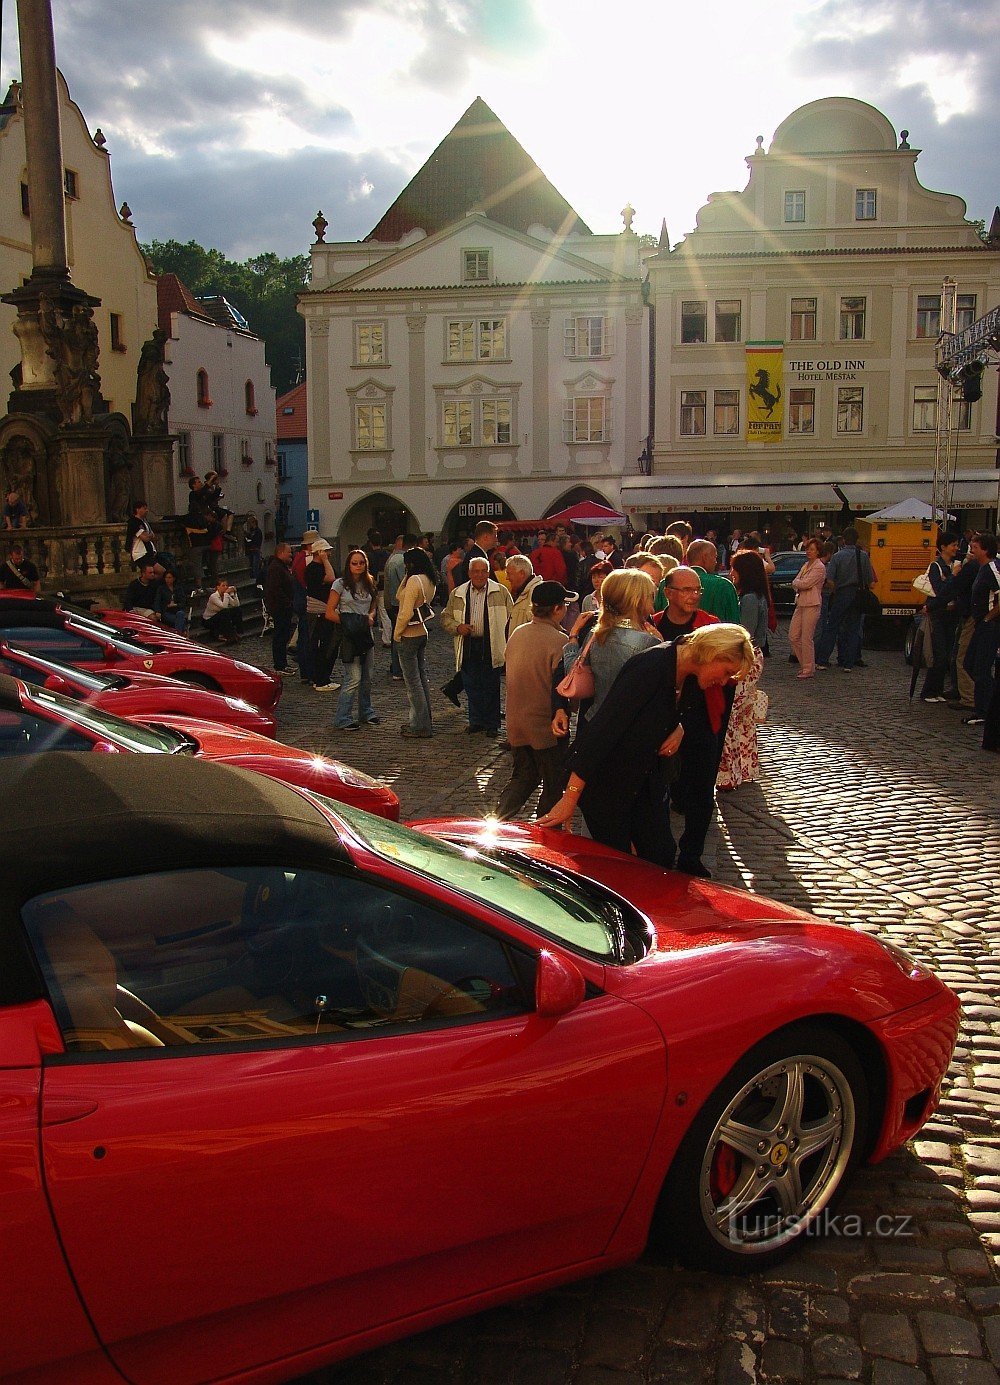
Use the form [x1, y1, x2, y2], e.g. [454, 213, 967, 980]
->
[4, 0, 998, 260]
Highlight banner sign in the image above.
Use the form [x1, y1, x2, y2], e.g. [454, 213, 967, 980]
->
[745, 341, 784, 444]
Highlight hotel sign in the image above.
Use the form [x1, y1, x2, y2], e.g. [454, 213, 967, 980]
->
[787, 358, 865, 381]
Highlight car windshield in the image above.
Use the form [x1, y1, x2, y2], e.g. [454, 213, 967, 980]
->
[0, 647, 116, 692]
[21, 684, 193, 753]
[329, 803, 651, 964]
[64, 618, 152, 656]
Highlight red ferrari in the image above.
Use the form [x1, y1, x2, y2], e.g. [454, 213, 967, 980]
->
[1, 755, 958, 1385]
[0, 596, 280, 712]
[0, 674, 399, 817]
[0, 641, 278, 737]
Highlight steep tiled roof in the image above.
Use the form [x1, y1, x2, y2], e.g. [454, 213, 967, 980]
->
[276, 381, 307, 441]
[365, 97, 590, 243]
[156, 273, 212, 335]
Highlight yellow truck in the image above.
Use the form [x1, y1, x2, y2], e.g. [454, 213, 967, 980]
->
[855, 515, 938, 618]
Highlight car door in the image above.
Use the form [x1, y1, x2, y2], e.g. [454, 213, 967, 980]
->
[29, 863, 666, 1385]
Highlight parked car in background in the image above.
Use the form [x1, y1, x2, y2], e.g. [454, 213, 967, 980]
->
[0, 675, 398, 815]
[1, 754, 957, 1384]
[0, 642, 277, 736]
[0, 597, 280, 711]
[769, 550, 809, 611]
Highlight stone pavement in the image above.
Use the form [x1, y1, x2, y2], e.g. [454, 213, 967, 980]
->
[236, 619, 999, 1385]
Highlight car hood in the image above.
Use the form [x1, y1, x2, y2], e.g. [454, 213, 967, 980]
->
[408, 818, 947, 1014]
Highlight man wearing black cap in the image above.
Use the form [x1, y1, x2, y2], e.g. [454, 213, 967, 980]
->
[495, 580, 575, 819]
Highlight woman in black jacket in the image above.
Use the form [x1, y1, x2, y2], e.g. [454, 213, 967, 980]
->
[538, 624, 754, 870]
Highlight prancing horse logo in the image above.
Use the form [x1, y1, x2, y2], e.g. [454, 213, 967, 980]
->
[749, 368, 782, 418]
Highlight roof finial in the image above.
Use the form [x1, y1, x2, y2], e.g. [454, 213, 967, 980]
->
[621, 201, 635, 232]
[312, 210, 328, 244]
[93, 127, 107, 149]
[658, 218, 670, 252]
[899, 129, 910, 150]
[755, 134, 765, 155]
[119, 201, 133, 225]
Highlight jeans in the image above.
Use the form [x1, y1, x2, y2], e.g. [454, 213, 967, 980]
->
[270, 608, 293, 670]
[387, 606, 402, 677]
[335, 649, 375, 726]
[397, 635, 432, 733]
[815, 588, 862, 667]
[292, 594, 314, 682]
[312, 617, 341, 688]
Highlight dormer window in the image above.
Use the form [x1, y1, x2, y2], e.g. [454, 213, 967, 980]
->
[463, 249, 491, 283]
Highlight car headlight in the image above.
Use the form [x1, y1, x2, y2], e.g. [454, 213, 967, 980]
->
[224, 697, 256, 713]
[876, 937, 931, 980]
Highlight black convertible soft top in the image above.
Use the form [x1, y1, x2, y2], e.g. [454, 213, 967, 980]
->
[0, 753, 350, 1004]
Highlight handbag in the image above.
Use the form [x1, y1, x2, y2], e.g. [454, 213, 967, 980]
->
[912, 569, 935, 597]
[753, 689, 769, 724]
[556, 632, 596, 699]
[853, 549, 882, 616]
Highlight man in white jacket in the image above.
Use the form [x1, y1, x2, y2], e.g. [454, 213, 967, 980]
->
[440, 557, 512, 737]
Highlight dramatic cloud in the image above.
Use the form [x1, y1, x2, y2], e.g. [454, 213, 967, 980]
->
[2, 0, 997, 259]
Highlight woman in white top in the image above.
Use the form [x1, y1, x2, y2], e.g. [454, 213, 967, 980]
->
[326, 550, 379, 730]
[201, 579, 242, 643]
[789, 538, 826, 678]
[393, 547, 438, 738]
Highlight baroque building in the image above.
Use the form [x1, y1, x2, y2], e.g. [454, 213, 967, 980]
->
[629, 97, 1000, 536]
[299, 98, 649, 548]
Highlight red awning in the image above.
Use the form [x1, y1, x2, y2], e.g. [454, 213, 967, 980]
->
[544, 501, 626, 527]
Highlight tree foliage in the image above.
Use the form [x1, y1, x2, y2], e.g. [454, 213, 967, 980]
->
[140, 239, 309, 395]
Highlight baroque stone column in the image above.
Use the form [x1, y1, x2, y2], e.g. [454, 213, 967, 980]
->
[530, 309, 551, 475]
[407, 314, 427, 477]
[623, 300, 643, 467]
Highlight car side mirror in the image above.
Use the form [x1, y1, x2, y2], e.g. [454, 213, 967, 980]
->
[90, 739, 122, 754]
[535, 948, 585, 1018]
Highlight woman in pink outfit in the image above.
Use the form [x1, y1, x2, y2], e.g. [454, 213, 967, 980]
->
[789, 538, 826, 677]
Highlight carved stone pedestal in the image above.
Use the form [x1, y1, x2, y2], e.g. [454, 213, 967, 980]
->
[131, 435, 176, 518]
[51, 426, 113, 525]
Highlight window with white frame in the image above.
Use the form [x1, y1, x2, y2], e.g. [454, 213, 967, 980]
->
[355, 322, 386, 365]
[912, 385, 937, 432]
[855, 189, 877, 220]
[788, 389, 815, 434]
[713, 390, 739, 435]
[839, 296, 866, 341]
[355, 402, 388, 451]
[564, 315, 612, 357]
[441, 397, 512, 447]
[784, 190, 805, 223]
[916, 295, 941, 338]
[568, 396, 609, 443]
[446, 318, 507, 362]
[714, 300, 741, 343]
[462, 248, 492, 283]
[681, 301, 707, 343]
[790, 297, 817, 341]
[837, 387, 863, 433]
[956, 294, 977, 332]
[680, 390, 707, 436]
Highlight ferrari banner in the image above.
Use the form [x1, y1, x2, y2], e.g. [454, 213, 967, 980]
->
[745, 341, 784, 443]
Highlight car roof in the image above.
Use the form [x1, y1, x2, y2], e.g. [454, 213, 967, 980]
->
[0, 753, 350, 904]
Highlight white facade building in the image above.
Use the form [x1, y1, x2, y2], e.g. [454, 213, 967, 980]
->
[300, 99, 649, 546]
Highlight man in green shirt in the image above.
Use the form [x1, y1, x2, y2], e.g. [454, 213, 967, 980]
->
[686, 538, 741, 623]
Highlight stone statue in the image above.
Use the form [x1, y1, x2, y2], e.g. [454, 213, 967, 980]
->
[106, 434, 133, 521]
[0, 435, 39, 522]
[38, 294, 102, 425]
[134, 329, 171, 434]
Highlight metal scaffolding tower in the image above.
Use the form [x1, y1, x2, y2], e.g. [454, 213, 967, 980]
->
[934, 277, 1000, 528]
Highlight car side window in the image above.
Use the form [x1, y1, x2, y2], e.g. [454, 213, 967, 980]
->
[0, 625, 106, 662]
[23, 866, 531, 1055]
[0, 708, 92, 755]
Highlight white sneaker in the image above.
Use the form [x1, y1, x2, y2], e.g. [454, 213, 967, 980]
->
[313, 682, 341, 692]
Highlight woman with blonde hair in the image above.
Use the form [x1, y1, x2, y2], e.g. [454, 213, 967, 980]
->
[539, 623, 754, 869]
[562, 568, 660, 722]
[717, 552, 768, 789]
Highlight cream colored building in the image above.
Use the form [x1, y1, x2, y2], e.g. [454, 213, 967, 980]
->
[300, 99, 649, 547]
[0, 71, 158, 420]
[631, 97, 1000, 535]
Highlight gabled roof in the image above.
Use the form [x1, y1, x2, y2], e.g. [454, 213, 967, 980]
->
[156, 273, 213, 335]
[276, 381, 307, 440]
[365, 96, 590, 243]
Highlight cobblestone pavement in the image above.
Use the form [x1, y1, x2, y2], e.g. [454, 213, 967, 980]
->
[234, 619, 999, 1384]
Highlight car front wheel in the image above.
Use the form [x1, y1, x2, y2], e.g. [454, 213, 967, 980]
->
[653, 1025, 868, 1272]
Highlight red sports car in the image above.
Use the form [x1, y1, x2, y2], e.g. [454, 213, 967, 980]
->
[0, 596, 280, 712]
[0, 641, 278, 737]
[0, 674, 398, 817]
[2, 755, 957, 1385]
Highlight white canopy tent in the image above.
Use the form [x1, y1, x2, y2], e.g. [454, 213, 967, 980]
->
[864, 498, 955, 523]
